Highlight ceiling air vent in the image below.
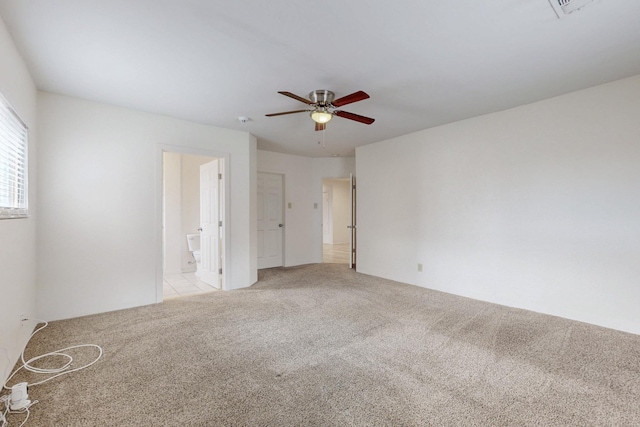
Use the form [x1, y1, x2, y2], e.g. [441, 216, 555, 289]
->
[549, 0, 595, 18]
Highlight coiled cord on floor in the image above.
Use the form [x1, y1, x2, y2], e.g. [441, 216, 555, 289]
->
[1, 319, 102, 426]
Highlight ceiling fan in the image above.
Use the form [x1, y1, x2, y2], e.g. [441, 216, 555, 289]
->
[266, 90, 375, 131]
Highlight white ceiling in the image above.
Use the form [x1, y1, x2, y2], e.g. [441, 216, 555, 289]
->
[1, 0, 639, 157]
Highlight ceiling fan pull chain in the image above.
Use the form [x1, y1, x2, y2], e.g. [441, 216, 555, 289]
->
[322, 125, 326, 149]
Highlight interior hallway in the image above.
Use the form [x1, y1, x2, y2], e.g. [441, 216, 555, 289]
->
[323, 243, 350, 264]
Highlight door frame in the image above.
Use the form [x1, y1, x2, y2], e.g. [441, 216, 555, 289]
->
[155, 144, 230, 302]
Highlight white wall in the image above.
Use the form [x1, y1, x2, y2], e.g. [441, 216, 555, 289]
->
[257, 151, 355, 266]
[332, 180, 351, 244]
[0, 16, 37, 384]
[37, 93, 257, 321]
[257, 150, 314, 267]
[323, 179, 350, 244]
[322, 184, 333, 244]
[162, 152, 182, 274]
[357, 74, 640, 335]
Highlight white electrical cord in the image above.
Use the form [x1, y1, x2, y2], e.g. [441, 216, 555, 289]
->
[3, 320, 103, 389]
[1, 396, 7, 427]
[1, 319, 102, 426]
[0, 398, 34, 427]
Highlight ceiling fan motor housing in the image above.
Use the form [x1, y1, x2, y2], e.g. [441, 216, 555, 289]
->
[309, 90, 335, 107]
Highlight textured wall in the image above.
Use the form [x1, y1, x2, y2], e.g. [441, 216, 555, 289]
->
[357, 74, 640, 334]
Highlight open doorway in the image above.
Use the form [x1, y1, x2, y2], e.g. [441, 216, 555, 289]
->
[161, 151, 226, 299]
[322, 178, 351, 264]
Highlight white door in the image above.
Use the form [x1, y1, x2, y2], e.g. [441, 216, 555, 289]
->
[200, 159, 221, 288]
[257, 172, 283, 269]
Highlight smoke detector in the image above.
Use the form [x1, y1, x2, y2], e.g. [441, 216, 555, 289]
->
[549, 0, 595, 18]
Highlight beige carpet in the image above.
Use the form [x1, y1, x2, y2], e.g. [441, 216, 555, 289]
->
[8, 264, 640, 426]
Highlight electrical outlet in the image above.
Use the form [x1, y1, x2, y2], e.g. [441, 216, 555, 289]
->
[417, 263, 423, 272]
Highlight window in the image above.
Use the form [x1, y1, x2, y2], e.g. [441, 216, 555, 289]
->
[0, 94, 28, 219]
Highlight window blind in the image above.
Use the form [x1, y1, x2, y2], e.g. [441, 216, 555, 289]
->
[0, 94, 28, 219]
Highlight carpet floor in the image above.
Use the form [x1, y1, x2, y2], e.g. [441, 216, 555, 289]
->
[7, 264, 640, 426]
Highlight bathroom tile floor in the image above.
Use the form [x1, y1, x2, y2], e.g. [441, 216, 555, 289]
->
[163, 272, 218, 299]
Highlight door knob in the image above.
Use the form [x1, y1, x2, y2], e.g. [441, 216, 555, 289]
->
[279, 224, 283, 227]
[197, 228, 203, 231]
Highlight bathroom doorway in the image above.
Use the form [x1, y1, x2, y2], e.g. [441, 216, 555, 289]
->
[161, 149, 226, 300]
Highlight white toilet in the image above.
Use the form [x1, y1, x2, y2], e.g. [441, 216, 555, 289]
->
[186, 233, 201, 277]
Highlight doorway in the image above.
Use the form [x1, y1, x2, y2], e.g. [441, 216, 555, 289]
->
[158, 147, 228, 301]
[322, 178, 351, 264]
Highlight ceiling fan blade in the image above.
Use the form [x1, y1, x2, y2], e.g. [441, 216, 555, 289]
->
[278, 91, 313, 105]
[265, 109, 309, 117]
[332, 91, 370, 107]
[315, 122, 326, 132]
[334, 110, 375, 125]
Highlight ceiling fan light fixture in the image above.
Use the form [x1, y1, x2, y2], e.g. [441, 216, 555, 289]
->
[311, 110, 333, 124]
